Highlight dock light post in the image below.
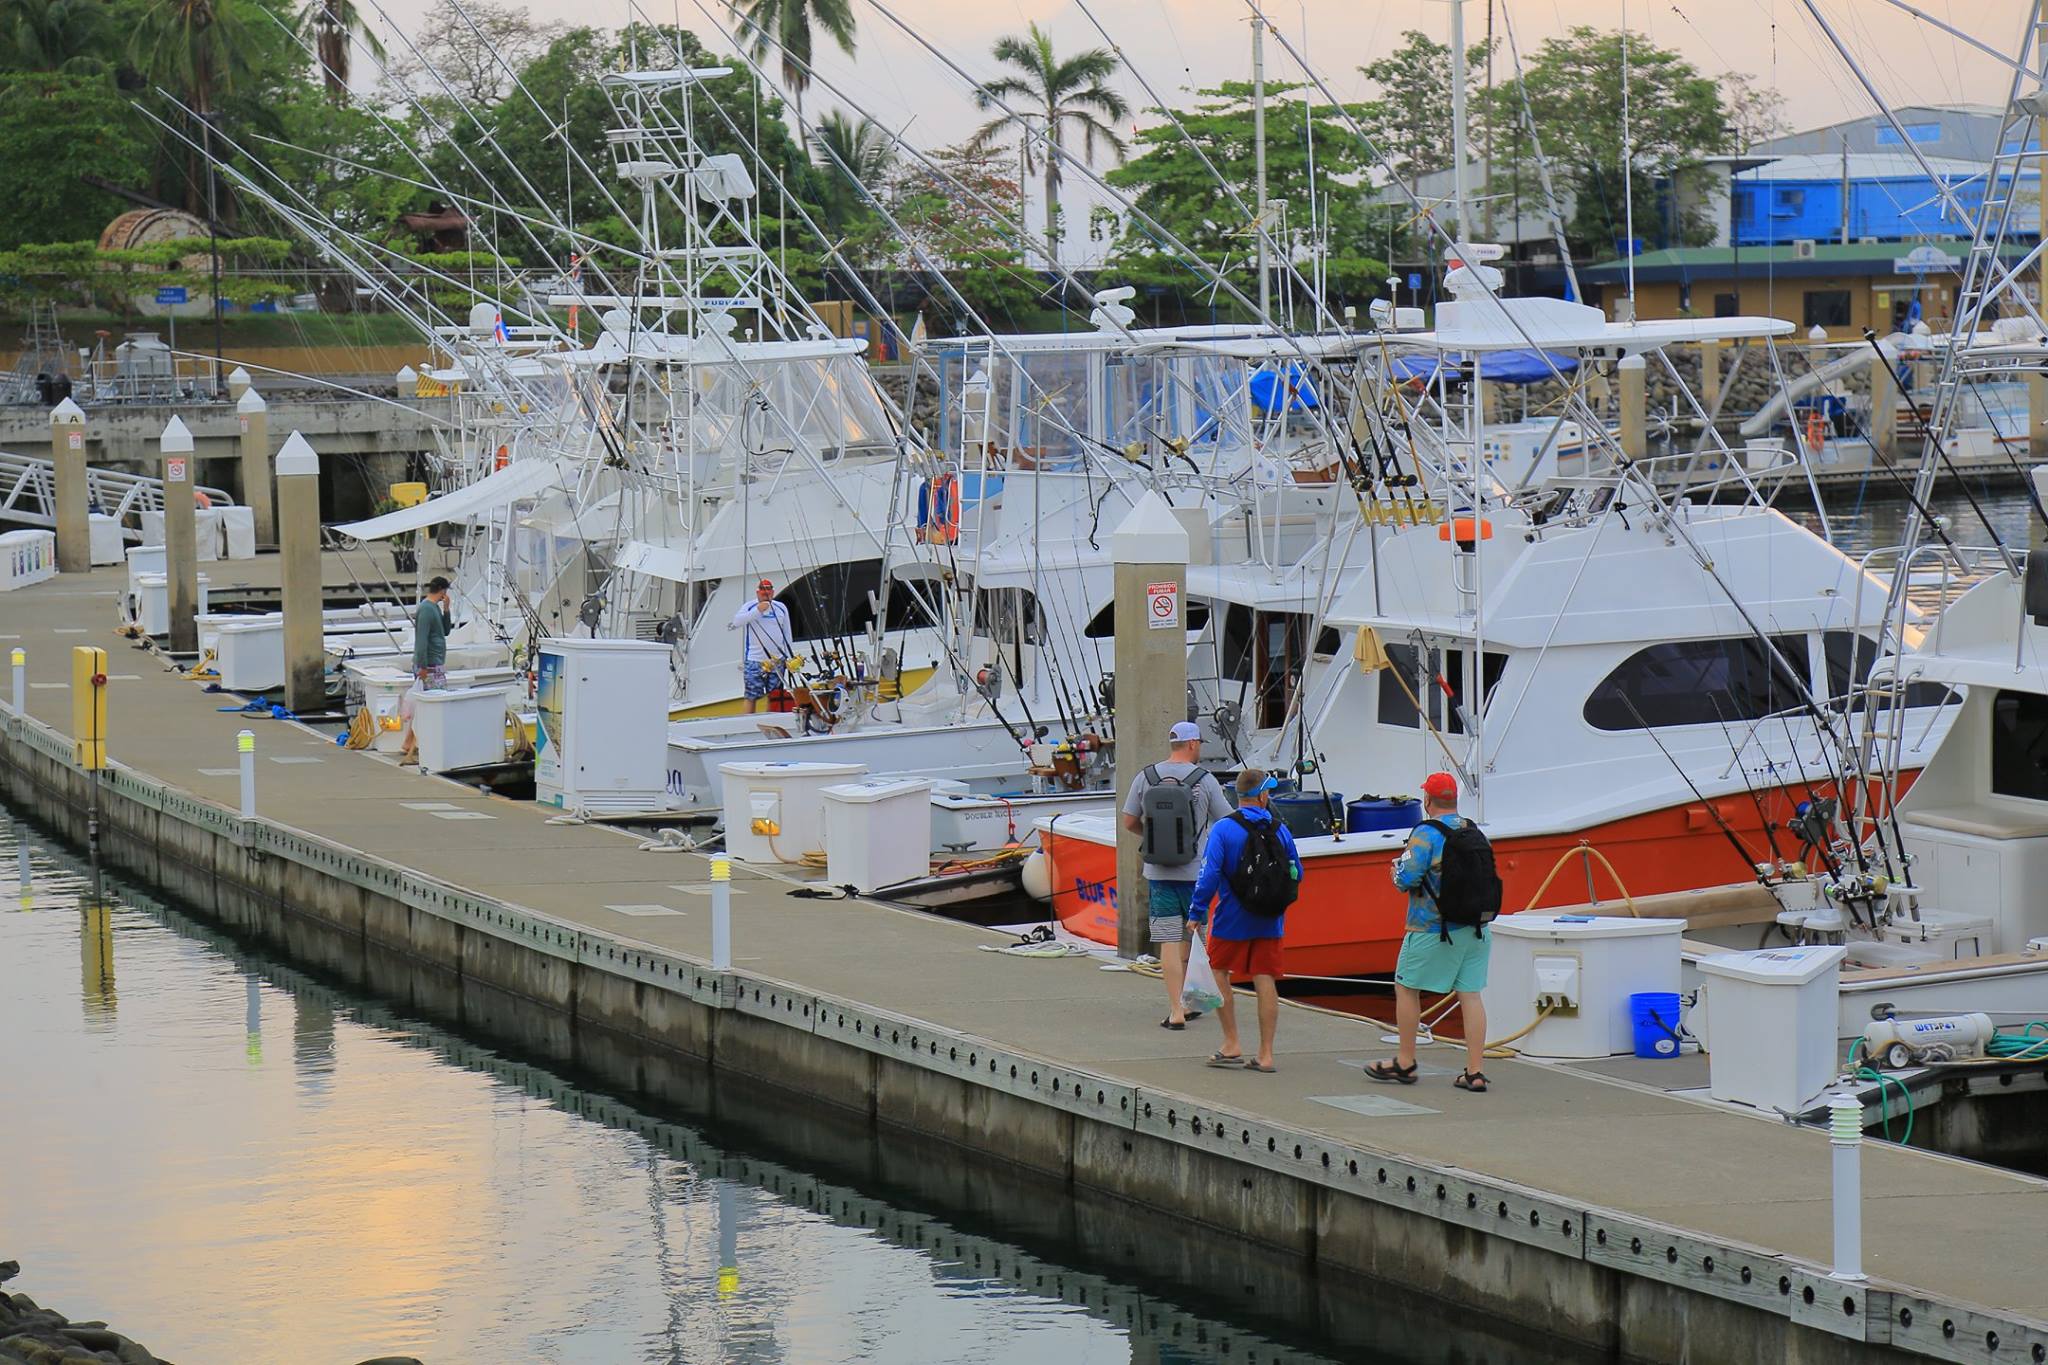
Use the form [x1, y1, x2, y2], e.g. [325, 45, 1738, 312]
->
[275, 431, 324, 716]
[238, 729, 256, 818]
[711, 857, 732, 969]
[1109, 491, 1190, 960]
[50, 397, 89, 574]
[9, 647, 22, 716]
[159, 415, 199, 654]
[1829, 1090, 1866, 1282]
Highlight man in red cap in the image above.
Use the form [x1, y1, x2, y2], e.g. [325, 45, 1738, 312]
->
[1368, 771, 1494, 1093]
[729, 579, 794, 713]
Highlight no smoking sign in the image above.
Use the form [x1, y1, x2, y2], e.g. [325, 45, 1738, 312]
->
[1145, 581, 1179, 631]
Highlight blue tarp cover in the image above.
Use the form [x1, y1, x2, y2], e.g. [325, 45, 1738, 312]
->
[1387, 349, 1579, 385]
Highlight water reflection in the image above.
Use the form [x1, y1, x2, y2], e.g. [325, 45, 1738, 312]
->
[0, 811, 1564, 1365]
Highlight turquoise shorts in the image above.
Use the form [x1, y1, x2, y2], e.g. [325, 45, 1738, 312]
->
[1394, 926, 1491, 994]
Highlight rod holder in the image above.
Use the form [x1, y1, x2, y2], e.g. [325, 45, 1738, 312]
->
[710, 857, 732, 970]
[1829, 1090, 1865, 1282]
[238, 729, 256, 819]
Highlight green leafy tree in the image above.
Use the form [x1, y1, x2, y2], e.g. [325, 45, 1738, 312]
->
[0, 0, 115, 71]
[1356, 29, 1496, 181]
[1500, 26, 1732, 255]
[808, 107, 892, 234]
[969, 22, 1127, 265]
[0, 70, 146, 249]
[727, 0, 853, 125]
[1104, 82, 1385, 313]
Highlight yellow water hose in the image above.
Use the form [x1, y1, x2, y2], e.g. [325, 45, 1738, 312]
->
[1522, 841, 1636, 915]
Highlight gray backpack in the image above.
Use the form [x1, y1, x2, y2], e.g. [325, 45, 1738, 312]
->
[1140, 765, 1210, 866]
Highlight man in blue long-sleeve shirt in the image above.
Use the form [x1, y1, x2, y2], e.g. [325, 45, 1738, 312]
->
[1190, 770, 1301, 1073]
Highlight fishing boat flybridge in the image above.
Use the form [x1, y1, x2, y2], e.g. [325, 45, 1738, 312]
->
[1037, 251, 1968, 975]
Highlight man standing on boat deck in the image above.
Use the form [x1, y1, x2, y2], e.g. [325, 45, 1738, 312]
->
[730, 578, 794, 714]
[399, 576, 452, 765]
[1189, 770, 1301, 1073]
[1121, 721, 1235, 1029]
[1370, 772, 1494, 1094]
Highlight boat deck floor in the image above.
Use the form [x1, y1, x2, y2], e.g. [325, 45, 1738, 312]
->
[8, 557, 2048, 1322]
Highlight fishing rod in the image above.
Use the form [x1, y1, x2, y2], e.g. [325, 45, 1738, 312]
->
[1706, 693, 1791, 871]
[1860, 333, 2022, 568]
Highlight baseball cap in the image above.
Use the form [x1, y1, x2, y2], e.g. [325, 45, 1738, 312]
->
[1167, 721, 1201, 743]
[1420, 772, 1458, 800]
[757, 578, 774, 591]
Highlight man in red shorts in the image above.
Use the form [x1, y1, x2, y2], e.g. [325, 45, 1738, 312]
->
[1189, 769, 1302, 1072]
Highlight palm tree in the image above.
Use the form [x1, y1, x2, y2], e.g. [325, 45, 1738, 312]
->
[295, 0, 385, 103]
[728, 0, 854, 125]
[970, 23, 1128, 266]
[132, 0, 261, 118]
[809, 107, 893, 227]
[0, 0, 111, 71]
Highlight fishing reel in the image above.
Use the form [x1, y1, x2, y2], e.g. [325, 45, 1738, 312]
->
[974, 665, 1002, 702]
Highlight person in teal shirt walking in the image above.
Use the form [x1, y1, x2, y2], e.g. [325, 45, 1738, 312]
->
[1367, 772, 1492, 1093]
[400, 576, 451, 765]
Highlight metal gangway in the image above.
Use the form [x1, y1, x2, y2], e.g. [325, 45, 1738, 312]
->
[0, 447, 234, 539]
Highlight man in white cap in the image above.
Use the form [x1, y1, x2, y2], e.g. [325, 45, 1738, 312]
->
[730, 578, 795, 713]
[1121, 720, 1235, 1028]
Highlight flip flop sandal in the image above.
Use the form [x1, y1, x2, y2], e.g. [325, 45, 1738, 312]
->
[1365, 1060, 1419, 1085]
[1454, 1070, 1491, 1093]
[1243, 1060, 1278, 1073]
[1206, 1051, 1246, 1067]
[1160, 1018, 1186, 1030]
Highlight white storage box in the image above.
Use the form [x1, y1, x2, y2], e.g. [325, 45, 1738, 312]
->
[193, 506, 223, 561]
[140, 509, 163, 546]
[133, 572, 210, 636]
[411, 685, 509, 773]
[1479, 914, 1686, 1058]
[822, 778, 932, 892]
[1698, 945, 1845, 1114]
[218, 505, 256, 560]
[720, 760, 867, 864]
[533, 638, 672, 814]
[0, 530, 57, 591]
[350, 666, 417, 752]
[125, 544, 164, 590]
[214, 618, 284, 690]
[88, 514, 124, 566]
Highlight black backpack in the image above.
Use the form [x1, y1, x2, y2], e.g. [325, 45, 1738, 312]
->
[1139, 765, 1210, 866]
[1420, 818, 1502, 941]
[1225, 811, 1300, 916]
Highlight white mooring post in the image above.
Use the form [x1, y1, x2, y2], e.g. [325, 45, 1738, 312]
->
[710, 857, 732, 970]
[1829, 1090, 1866, 1281]
[238, 729, 256, 819]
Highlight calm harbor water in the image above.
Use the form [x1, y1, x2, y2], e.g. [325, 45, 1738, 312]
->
[0, 808, 1563, 1365]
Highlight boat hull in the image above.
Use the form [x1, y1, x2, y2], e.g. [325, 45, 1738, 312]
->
[1042, 781, 1914, 978]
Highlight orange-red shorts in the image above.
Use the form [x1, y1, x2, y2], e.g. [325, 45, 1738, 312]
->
[1207, 935, 1285, 981]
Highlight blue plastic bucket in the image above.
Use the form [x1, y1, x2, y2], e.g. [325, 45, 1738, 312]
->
[1347, 796, 1422, 834]
[1629, 992, 1683, 1059]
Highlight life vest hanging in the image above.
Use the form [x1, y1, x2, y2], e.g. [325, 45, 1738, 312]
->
[494, 444, 511, 471]
[918, 469, 960, 545]
[1802, 410, 1828, 451]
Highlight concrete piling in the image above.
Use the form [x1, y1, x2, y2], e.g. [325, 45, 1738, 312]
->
[275, 430, 324, 715]
[158, 416, 199, 654]
[1109, 491, 1191, 960]
[1617, 354, 1647, 462]
[237, 386, 276, 550]
[50, 398, 89, 574]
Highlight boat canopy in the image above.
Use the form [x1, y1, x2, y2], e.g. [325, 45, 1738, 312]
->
[1386, 349, 1580, 385]
[332, 459, 573, 541]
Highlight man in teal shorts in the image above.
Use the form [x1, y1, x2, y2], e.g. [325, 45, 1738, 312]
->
[1367, 772, 1492, 1093]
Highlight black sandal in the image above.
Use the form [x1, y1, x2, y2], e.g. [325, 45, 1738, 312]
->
[1454, 1070, 1490, 1093]
[1159, 1018, 1186, 1030]
[1365, 1059, 1418, 1085]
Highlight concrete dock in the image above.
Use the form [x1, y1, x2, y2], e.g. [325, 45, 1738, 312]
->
[5, 560, 2048, 1362]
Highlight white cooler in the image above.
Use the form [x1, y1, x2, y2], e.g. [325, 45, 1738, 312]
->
[193, 506, 224, 561]
[126, 544, 165, 590]
[140, 510, 163, 546]
[1698, 945, 1846, 1114]
[218, 505, 256, 560]
[88, 514, 124, 566]
[720, 760, 867, 864]
[133, 572, 210, 636]
[0, 530, 57, 591]
[1479, 914, 1686, 1058]
[214, 618, 284, 690]
[350, 666, 417, 752]
[822, 778, 932, 892]
[411, 685, 509, 773]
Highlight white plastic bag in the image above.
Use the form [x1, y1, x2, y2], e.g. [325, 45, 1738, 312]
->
[1182, 931, 1225, 1015]
[397, 680, 422, 722]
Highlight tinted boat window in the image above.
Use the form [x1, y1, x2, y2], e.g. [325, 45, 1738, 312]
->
[1584, 635, 1810, 731]
[1822, 631, 1955, 710]
[1992, 690, 2048, 802]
